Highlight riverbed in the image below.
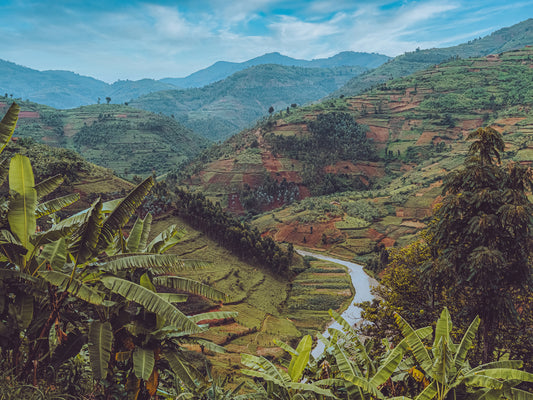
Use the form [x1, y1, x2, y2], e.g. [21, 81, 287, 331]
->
[296, 250, 378, 357]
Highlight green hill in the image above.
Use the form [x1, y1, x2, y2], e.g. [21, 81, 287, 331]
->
[172, 47, 533, 262]
[0, 100, 210, 179]
[331, 18, 533, 98]
[130, 64, 367, 141]
[161, 51, 390, 88]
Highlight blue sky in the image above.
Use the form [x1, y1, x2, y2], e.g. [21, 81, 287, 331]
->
[0, 0, 531, 83]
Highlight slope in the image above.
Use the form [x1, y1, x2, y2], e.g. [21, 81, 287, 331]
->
[332, 18, 533, 98]
[130, 64, 367, 141]
[0, 99, 210, 179]
[161, 51, 390, 88]
[173, 47, 533, 262]
[0, 59, 179, 109]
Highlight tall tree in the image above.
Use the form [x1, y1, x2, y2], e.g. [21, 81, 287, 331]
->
[427, 126, 533, 362]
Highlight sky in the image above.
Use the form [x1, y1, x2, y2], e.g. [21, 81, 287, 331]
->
[0, 0, 532, 83]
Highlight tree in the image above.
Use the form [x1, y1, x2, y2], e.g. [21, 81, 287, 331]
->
[426, 126, 533, 362]
[268, 106, 274, 115]
[105, 96, 111, 104]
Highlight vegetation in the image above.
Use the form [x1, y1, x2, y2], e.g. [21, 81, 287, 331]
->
[0, 104, 235, 398]
[6, 100, 209, 178]
[130, 64, 368, 141]
[173, 188, 294, 276]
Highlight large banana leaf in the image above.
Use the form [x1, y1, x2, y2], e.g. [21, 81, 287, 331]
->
[69, 199, 102, 266]
[101, 254, 207, 274]
[126, 215, 150, 253]
[101, 276, 202, 333]
[14, 293, 33, 329]
[414, 380, 437, 400]
[188, 311, 238, 324]
[163, 349, 198, 389]
[287, 382, 336, 398]
[241, 353, 291, 386]
[36, 237, 67, 271]
[433, 308, 453, 351]
[133, 347, 155, 381]
[394, 312, 433, 372]
[288, 335, 312, 383]
[468, 360, 523, 374]
[432, 337, 453, 385]
[8, 155, 37, 252]
[145, 224, 185, 254]
[454, 315, 480, 371]
[39, 270, 104, 305]
[34, 174, 64, 199]
[96, 177, 154, 253]
[466, 369, 533, 384]
[88, 320, 113, 380]
[370, 346, 404, 387]
[35, 193, 80, 219]
[137, 213, 152, 252]
[153, 276, 227, 302]
[0, 228, 27, 264]
[0, 102, 19, 154]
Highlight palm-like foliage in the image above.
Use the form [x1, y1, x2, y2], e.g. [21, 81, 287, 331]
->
[0, 104, 236, 397]
[394, 308, 533, 400]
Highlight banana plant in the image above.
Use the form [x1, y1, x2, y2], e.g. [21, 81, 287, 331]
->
[310, 309, 432, 400]
[394, 307, 533, 400]
[241, 335, 336, 399]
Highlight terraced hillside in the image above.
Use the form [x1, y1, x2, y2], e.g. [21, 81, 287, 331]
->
[0, 101, 209, 179]
[176, 47, 533, 260]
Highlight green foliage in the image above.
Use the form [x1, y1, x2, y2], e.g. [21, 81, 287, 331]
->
[267, 112, 375, 195]
[427, 127, 533, 362]
[174, 188, 293, 275]
[131, 64, 367, 141]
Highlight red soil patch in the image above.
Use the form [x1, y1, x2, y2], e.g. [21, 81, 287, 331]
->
[262, 151, 282, 172]
[366, 228, 385, 242]
[268, 219, 342, 248]
[19, 111, 39, 118]
[416, 131, 437, 146]
[273, 170, 303, 183]
[242, 173, 264, 187]
[366, 125, 389, 143]
[461, 119, 483, 130]
[494, 117, 526, 126]
[380, 237, 396, 247]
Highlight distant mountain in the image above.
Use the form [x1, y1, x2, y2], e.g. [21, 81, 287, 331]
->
[160, 51, 390, 88]
[0, 99, 209, 178]
[0, 59, 179, 109]
[332, 18, 533, 98]
[0, 51, 389, 110]
[130, 64, 367, 141]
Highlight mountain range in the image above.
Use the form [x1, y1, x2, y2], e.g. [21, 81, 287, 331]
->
[0, 51, 389, 110]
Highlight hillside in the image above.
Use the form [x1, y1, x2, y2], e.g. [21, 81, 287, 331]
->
[161, 51, 390, 88]
[130, 64, 367, 141]
[173, 47, 533, 262]
[0, 100, 210, 179]
[331, 18, 533, 98]
[0, 59, 179, 109]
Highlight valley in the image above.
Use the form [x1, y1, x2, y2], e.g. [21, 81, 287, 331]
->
[1, 14, 533, 398]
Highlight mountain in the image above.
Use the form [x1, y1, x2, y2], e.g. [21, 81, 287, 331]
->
[0, 59, 179, 109]
[160, 51, 390, 88]
[130, 64, 367, 141]
[172, 47, 533, 260]
[332, 18, 533, 98]
[0, 51, 389, 110]
[0, 99, 210, 178]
